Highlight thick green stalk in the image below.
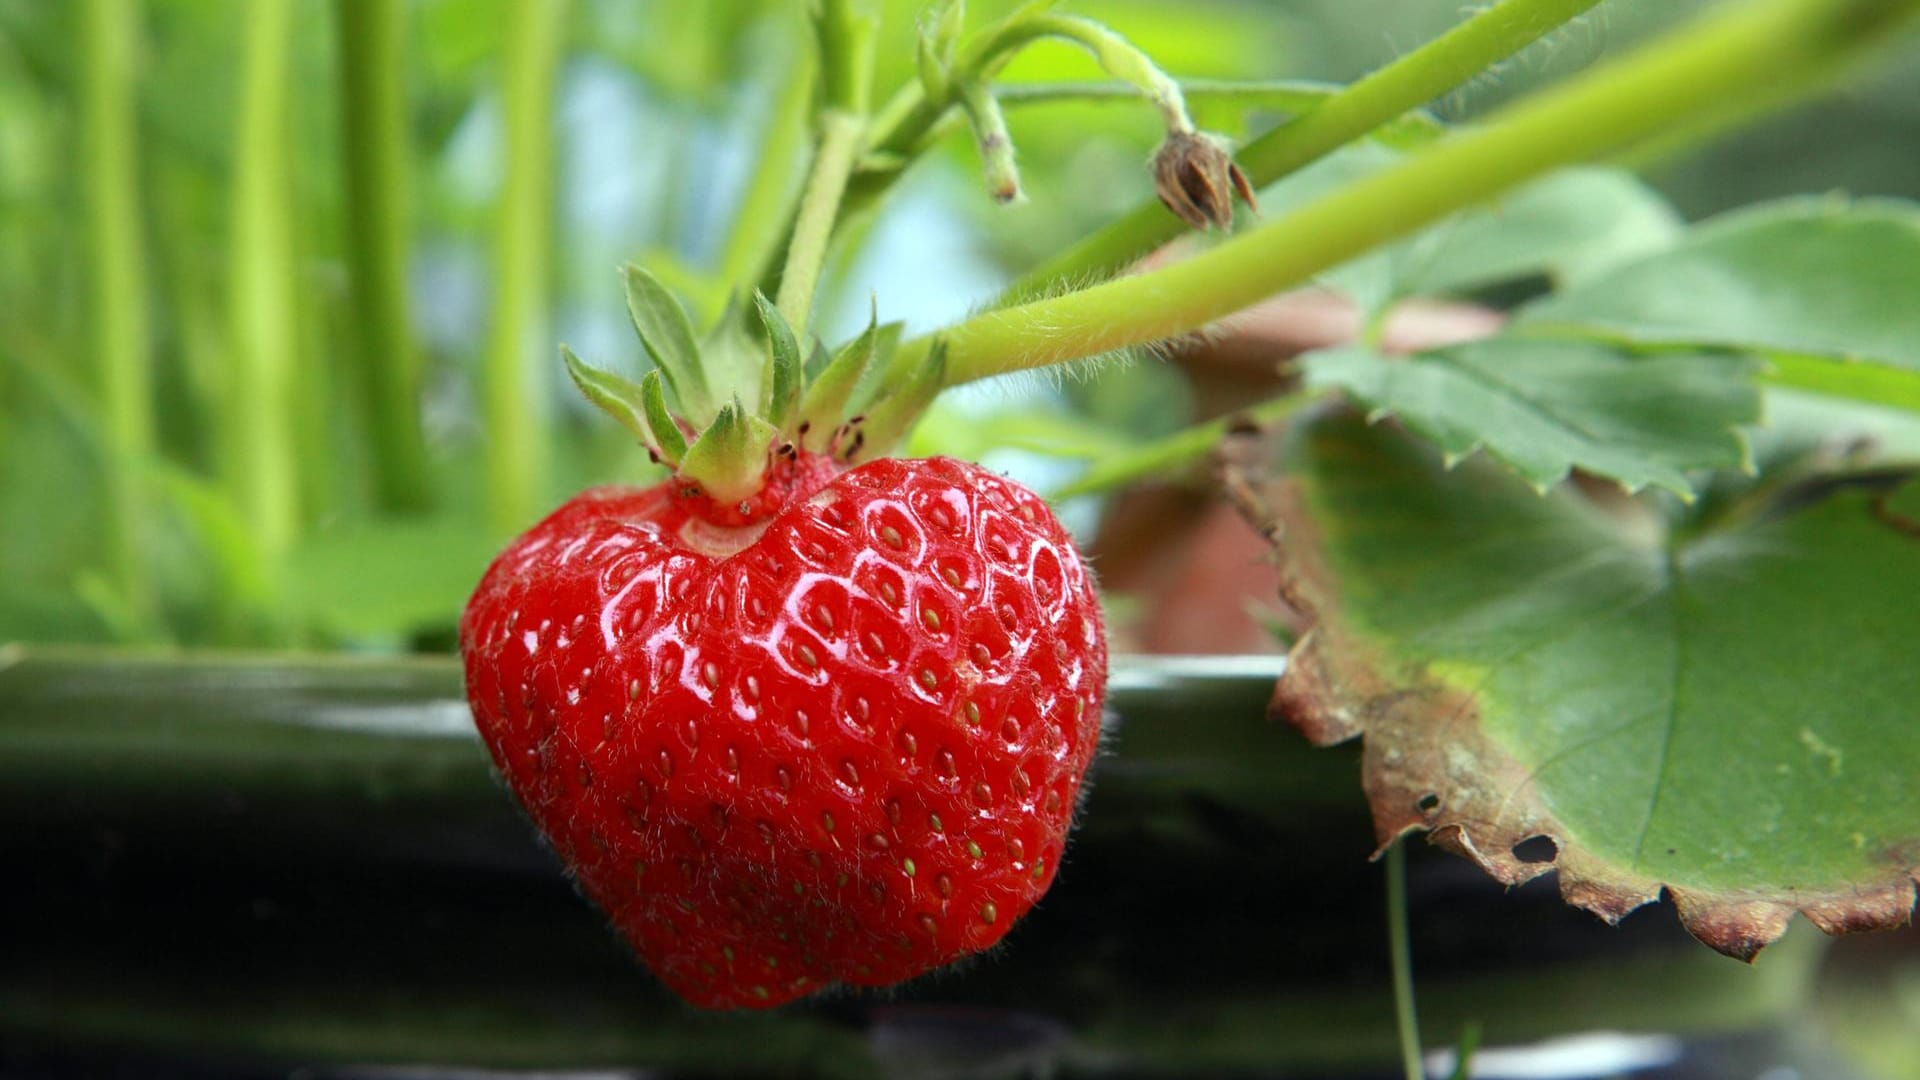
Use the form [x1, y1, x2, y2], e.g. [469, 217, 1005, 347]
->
[334, 0, 432, 513]
[1003, 0, 1604, 302]
[77, 0, 156, 630]
[227, 0, 301, 564]
[922, 0, 1919, 387]
[773, 110, 864, 339]
[482, 0, 570, 534]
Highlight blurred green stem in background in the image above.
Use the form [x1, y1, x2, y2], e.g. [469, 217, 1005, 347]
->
[227, 0, 302, 567]
[715, 40, 813, 298]
[335, 0, 433, 514]
[78, 0, 156, 634]
[1386, 842, 1425, 1080]
[1002, 0, 1607, 303]
[483, 0, 571, 535]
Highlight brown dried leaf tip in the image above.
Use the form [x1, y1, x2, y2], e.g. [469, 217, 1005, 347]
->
[1153, 131, 1257, 231]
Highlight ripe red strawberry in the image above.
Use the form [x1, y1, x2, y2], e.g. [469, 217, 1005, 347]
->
[461, 440, 1106, 1008]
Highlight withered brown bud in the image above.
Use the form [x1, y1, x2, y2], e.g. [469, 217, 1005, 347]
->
[1152, 130, 1257, 232]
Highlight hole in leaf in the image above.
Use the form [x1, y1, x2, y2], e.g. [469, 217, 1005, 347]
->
[1417, 793, 1440, 813]
[1512, 835, 1558, 864]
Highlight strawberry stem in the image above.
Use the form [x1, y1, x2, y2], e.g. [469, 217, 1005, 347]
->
[911, 0, 1919, 388]
[774, 110, 866, 341]
[772, 0, 876, 340]
[1001, 0, 1605, 304]
[1012, 14, 1195, 135]
[957, 80, 1020, 203]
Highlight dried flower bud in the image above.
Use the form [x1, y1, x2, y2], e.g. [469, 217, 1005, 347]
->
[1152, 131, 1257, 232]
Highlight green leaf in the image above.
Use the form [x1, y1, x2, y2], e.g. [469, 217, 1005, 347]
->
[797, 306, 885, 453]
[622, 263, 712, 422]
[751, 291, 803, 431]
[678, 401, 777, 505]
[1319, 165, 1683, 314]
[1401, 167, 1683, 295]
[850, 341, 947, 464]
[638, 369, 688, 466]
[1302, 339, 1760, 499]
[1517, 197, 1920, 392]
[1233, 407, 1920, 961]
[561, 345, 658, 450]
[284, 517, 501, 639]
[150, 463, 269, 608]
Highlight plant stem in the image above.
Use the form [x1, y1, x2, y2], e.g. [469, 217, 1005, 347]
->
[482, 0, 569, 535]
[1003, 0, 1604, 303]
[919, 0, 1919, 388]
[334, 0, 432, 514]
[773, 110, 864, 340]
[1387, 841, 1425, 1080]
[228, 0, 301, 565]
[993, 79, 1444, 146]
[957, 80, 1020, 203]
[77, 0, 156, 633]
[1052, 391, 1311, 500]
[716, 42, 814, 291]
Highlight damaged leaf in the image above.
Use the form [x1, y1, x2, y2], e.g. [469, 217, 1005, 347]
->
[1227, 406, 1920, 961]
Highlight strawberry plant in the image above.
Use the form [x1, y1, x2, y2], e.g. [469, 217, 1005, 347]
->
[4, 0, 1920, 1071]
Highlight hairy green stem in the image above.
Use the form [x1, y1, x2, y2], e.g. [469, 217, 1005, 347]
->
[78, 0, 156, 631]
[227, 0, 301, 563]
[1387, 841, 1425, 1080]
[919, 0, 1918, 387]
[482, 0, 569, 534]
[774, 111, 865, 339]
[1004, 0, 1604, 302]
[335, 0, 432, 514]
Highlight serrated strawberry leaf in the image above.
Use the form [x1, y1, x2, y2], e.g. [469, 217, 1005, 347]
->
[1227, 407, 1920, 961]
[1516, 197, 1920, 412]
[1301, 340, 1759, 499]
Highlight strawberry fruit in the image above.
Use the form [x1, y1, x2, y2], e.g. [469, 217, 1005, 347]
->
[460, 270, 1107, 1009]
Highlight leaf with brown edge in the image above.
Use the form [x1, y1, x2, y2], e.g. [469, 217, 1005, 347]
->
[1225, 405, 1920, 962]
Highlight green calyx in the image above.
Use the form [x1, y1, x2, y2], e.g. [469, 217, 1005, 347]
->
[563, 264, 935, 502]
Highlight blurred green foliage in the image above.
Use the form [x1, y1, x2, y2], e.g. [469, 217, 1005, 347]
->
[2, 0, 1917, 651]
